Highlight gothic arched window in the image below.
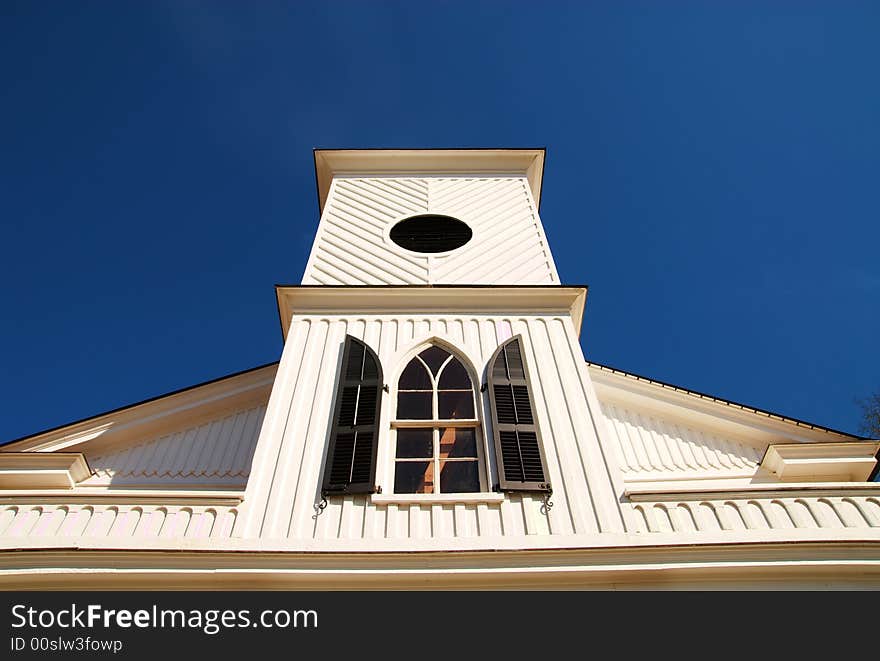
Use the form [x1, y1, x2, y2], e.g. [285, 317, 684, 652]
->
[392, 345, 484, 494]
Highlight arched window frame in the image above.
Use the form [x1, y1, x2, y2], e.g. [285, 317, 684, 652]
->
[382, 340, 492, 496]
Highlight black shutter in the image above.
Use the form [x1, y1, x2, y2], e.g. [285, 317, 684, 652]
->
[487, 336, 551, 493]
[321, 335, 383, 496]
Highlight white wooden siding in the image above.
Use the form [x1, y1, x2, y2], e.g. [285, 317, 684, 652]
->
[0, 503, 239, 540]
[239, 313, 625, 542]
[598, 400, 764, 479]
[628, 490, 880, 534]
[302, 176, 558, 286]
[82, 404, 266, 487]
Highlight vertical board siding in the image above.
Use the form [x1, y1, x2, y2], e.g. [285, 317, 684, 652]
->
[246, 313, 614, 543]
[302, 176, 558, 286]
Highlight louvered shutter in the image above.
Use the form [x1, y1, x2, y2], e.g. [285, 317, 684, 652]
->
[487, 336, 551, 493]
[321, 335, 383, 496]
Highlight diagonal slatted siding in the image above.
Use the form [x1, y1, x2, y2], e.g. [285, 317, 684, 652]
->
[304, 178, 429, 285]
[429, 178, 557, 284]
[302, 176, 558, 285]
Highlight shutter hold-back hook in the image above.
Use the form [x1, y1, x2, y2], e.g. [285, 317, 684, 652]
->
[540, 490, 554, 516]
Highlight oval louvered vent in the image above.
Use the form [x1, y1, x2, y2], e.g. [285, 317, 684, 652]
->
[389, 215, 472, 253]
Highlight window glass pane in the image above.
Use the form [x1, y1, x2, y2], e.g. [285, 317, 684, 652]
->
[440, 461, 480, 493]
[394, 461, 434, 494]
[396, 391, 432, 419]
[439, 427, 477, 459]
[419, 346, 450, 376]
[396, 429, 433, 459]
[438, 358, 471, 390]
[398, 358, 431, 390]
[438, 390, 474, 419]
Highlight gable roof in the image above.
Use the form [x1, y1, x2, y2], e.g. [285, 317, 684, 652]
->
[1, 362, 279, 452]
[587, 360, 865, 441]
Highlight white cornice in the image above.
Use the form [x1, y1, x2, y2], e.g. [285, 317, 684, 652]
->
[275, 286, 587, 340]
[761, 442, 880, 482]
[1, 540, 879, 589]
[0, 489, 243, 505]
[314, 148, 546, 213]
[625, 481, 880, 500]
[0, 453, 91, 489]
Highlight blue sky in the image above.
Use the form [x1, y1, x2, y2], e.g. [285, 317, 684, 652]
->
[2, 2, 878, 442]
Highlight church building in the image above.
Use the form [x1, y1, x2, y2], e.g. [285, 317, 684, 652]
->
[2, 148, 879, 588]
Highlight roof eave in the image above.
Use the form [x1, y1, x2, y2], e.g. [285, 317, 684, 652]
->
[313, 147, 546, 214]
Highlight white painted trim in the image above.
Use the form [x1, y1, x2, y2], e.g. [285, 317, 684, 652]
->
[3, 365, 277, 455]
[382, 337, 490, 495]
[761, 442, 880, 482]
[0, 453, 91, 489]
[275, 287, 587, 340]
[625, 481, 880, 500]
[591, 366, 855, 447]
[314, 149, 546, 213]
[3, 529, 880, 553]
[589, 363, 859, 443]
[519, 173, 559, 283]
[0, 489, 243, 504]
[371, 493, 504, 505]
[623, 469, 761, 483]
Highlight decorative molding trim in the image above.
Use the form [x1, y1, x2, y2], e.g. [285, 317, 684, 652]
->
[314, 149, 545, 213]
[625, 481, 880, 501]
[275, 286, 587, 340]
[761, 442, 880, 482]
[0, 489, 243, 505]
[2, 540, 880, 589]
[371, 493, 505, 506]
[0, 453, 91, 489]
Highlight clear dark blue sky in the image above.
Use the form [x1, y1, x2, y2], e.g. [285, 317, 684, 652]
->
[2, 2, 878, 442]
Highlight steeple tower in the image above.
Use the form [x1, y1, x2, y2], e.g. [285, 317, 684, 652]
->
[239, 147, 627, 541]
[303, 149, 558, 285]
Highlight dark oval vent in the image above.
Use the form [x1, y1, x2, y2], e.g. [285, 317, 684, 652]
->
[389, 215, 472, 253]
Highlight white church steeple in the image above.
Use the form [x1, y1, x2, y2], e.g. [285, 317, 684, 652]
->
[302, 149, 558, 285]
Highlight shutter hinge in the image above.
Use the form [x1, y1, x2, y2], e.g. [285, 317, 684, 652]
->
[383, 384, 389, 393]
[480, 383, 488, 393]
[374, 485, 382, 494]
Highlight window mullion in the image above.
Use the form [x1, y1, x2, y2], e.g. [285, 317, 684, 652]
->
[433, 427, 440, 494]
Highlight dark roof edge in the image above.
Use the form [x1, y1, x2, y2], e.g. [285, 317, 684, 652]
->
[274, 283, 587, 289]
[1, 361, 281, 449]
[586, 360, 866, 441]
